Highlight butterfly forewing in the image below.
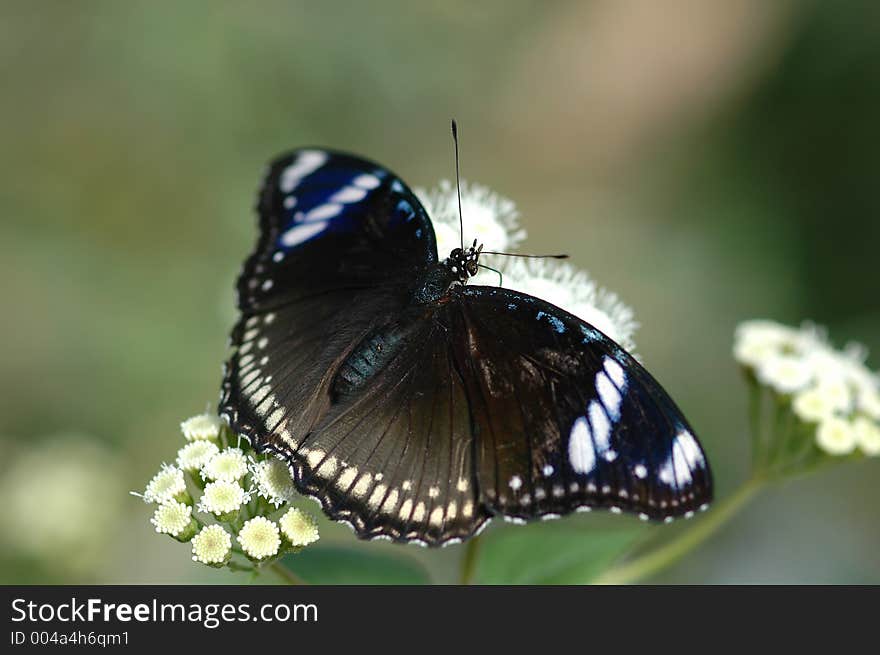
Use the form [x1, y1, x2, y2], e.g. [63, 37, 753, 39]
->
[221, 149, 438, 455]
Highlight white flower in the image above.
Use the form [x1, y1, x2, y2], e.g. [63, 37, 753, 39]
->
[500, 257, 639, 353]
[415, 179, 526, 257]
[201, 448, 248, 482]
[803, 349, 846, 381]
[143, 464, 187, 504]
[792, 379, 852, 422]
[176, 441, 220, 472]
[734, 320, 812, 370]
[733, 322, 795, 368]
[756, 354, 813, 394]
[191, 525, 232, 565]
[857, 386, 880, 420]
[197, 480, 248, 516]
[237, 517, 281, 560]
[853, 417, 880, 456]
[150, 500, 196, 539]
[817, 379, 852, 413]
[815, 417, 857, 455]
[180, 413, 223, 442]
[0, 437, 124, 576]
[279, 508, 320, 547]
[735, 321, 880, 400]
[735, 320, 802, 350]
[792, 387, 839, 423]
[252, 457, 296, 507]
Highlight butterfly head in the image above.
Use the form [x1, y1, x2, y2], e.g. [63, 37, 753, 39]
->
[446, 239, 482, 283]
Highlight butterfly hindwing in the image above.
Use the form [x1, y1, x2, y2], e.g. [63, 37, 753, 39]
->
[450, 285, 712, 522]
[264, 310, 489, 545]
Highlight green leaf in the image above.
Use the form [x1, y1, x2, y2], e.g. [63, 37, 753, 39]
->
[281, 546, 431, 585]
[474, 522, 643, 585]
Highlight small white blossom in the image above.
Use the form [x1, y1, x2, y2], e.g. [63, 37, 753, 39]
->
[191, 525, 232, 565]
[1, 437, 124, 576]
[734, 337, 782, 369]
[853, 417, 880, 456]
[733, 320, 804, 368]
[737, 320, 880, 463]
[150, 500, 196, 539]
[237, 517, 281, 560]
[251, 457, 296, 507]
[756, 354, 813, 394]
[734, 320, 803, 351]
[201, 447, 248, 482]
[816, 379, 852, 414]
[176, 440, 220, 472]
[815, 417, 857, 455]
[857, 387, 880, 420]
[279, 507, 320, 547]
[792, 387, 839, 423]
[143, 464, 187, 504]
[198, 480, 248, 516]
[415, 179, 526, 257]
[735, 321, 880, 400]
[180, 413, 224, 442]
[500, 258, 639, 353]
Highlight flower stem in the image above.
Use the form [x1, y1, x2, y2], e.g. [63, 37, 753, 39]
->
[459, 534, 483, 585]
[267, 560, 306, 585]
[747, 382, 764, 468]
[592, 478, 764, 585]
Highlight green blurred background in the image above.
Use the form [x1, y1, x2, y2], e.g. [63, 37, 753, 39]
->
[1, 0, 878, 584]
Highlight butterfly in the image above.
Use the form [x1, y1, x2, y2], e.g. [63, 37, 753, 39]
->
[219, 144, 712, 546]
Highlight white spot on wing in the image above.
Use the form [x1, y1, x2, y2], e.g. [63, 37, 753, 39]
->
[603, 356, 626, 389]
[305, 203, 342, 221]
[330, 186, 368, 203]
[568, 416, 596, 474]
[674, 430, 705, 468]
[280, 151, 327, 193]
[353, 173, 381, 189]
[589, 401, 611, 453]
[281, 221, 327, 247]
[596, 372, 622, 420]
[670, 431, 698, 487]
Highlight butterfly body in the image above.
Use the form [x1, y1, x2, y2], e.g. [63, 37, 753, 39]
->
[220, 148, 712, 546]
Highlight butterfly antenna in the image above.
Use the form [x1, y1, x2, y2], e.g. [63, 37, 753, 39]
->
[451, 119, 464, 251]
[481, 251, 569, 259]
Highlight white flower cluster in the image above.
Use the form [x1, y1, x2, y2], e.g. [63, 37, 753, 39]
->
[0, 436, 125, 578]
[137, 412, 320, 571]
[415, 180, 638, 353]
[734, 320, 880, 457]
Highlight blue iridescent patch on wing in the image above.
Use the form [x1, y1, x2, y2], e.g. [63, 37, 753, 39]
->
[274, 150, 390, 251]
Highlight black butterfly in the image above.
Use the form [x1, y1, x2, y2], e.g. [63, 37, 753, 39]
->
[219, 147, 712, 546]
